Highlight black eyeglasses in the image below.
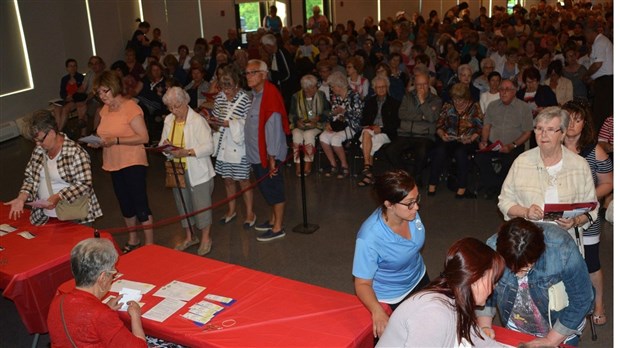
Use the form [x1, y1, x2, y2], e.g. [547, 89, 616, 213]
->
[396, 196, 421, 210]
[33, 130, 51, 143]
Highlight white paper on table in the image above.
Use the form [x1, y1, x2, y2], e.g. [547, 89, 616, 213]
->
[78, 135, 103, 145]
[142, 298, 186, 322]
[26, 200, 52, 208]
[153, 280, 206, 302]
[182, 311, 215, 325]
[111, 279, 156, 294]
[204, 294, 234, 304]
[118, 288, 143, 311]
[0, 224, 17, 233]
[189, 301, 224, 316]
[18, 231, 36, 239]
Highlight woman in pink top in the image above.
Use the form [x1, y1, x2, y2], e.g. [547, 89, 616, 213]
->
[93, 71, 153, 253]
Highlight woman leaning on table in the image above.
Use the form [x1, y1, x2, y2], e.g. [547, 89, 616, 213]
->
[5, 110, 102, 225]
[377, 237, 504, 347]
[562, 100, 612, 326]
[477, 218, 593, 347]
[47, 238, 147, 347]
[352, 170, 429, 338]
[93, 70, 154, 253]
[160, 87, 215, 255]
[498, 106, 598, 239]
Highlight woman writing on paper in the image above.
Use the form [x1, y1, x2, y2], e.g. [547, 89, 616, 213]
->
[47, 238, 147, 347]
[160, 87, 215, 255]
[498, 106, 598, 239]
[477, 218, 593, 347]
[5, 110, 102, 225]
[207, 64, 256, 228]
[352, 170, 429, 338]
[377, 237, 504, 347]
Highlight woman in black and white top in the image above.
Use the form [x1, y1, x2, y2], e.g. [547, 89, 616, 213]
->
[208, 64, 256, 229]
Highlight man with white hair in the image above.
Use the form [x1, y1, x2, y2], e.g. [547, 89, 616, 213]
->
[244, 59, 290, 242]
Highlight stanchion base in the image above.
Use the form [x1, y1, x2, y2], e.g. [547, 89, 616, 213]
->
[292, 223, 319, 234]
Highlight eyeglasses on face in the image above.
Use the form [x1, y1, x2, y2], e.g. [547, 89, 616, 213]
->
[97, 88, 111, 96]
[396, 196, 421, 210]
[33, 130, 51, 143]
[533, 127, 562, 135]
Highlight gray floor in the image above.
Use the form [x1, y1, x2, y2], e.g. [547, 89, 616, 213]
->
[0, 135, 613, 347]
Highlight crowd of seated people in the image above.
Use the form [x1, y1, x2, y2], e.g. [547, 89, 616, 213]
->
[34, 1, 618, 346]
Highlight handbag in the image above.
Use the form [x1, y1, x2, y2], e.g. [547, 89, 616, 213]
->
[43, 162, 89, 221]
[212, 95, 243, 158]
[165, 161, 186, 188]
[329, 114, 348, 132]
[547, 281, 569, 327]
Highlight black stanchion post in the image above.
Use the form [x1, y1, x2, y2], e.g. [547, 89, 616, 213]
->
[170, 159, 195, 237]
[292, 142, 319, 234]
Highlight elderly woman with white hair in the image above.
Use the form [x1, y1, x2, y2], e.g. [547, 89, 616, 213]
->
[160, 86, 216, 256]
[319, 71, 363, 179]
[289, 74, 330, 177]
[473, 57, 496, 93]
[499, 106, 598, 244]
[456, 63, 480, 102]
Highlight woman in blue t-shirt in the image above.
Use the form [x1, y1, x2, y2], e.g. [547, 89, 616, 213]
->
[352, 170, 429, 339]
[262, 5, 283, 34]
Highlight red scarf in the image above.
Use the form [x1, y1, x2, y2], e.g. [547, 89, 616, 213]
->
[258, 81, 290, 168]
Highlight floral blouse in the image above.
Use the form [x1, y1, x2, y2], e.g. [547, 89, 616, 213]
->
[436, 101, 484, 138]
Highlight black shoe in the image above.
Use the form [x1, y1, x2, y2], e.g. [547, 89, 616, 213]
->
[427, 189, 436, 196]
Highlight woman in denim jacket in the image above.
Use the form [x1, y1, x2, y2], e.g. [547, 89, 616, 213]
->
[477, 219, 593, 347]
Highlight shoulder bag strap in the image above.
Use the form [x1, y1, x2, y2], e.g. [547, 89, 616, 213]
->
[214, 95, 244, 158]
[60, 294, 78, 348]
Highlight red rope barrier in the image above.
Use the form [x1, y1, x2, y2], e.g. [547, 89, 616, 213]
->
[102, 151, 294, 234]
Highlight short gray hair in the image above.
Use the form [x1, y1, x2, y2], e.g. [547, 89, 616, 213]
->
[327, 71, 348, 89]
[71, 238, 118, 287]
[260, 34, 277, 46]
[458, 64, 473, 76]
[162, 86, 190, 107]
[371, 75, 390, 90]
[481, 57, 495, 69]
[247, 59, 268, 73]
[534, 106, 569, 132]
[300, 74, 318, 90]
[30, 109, 58, 138]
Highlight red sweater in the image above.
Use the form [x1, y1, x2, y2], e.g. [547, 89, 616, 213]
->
[47, 289, 147, 348]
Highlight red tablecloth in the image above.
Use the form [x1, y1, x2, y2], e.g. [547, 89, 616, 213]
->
[494, 325, 574, 347]
[58, 245, 375, 347]
[0, 204, 115, 334]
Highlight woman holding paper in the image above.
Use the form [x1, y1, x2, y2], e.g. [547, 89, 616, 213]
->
[94, 71, 153, 253]
[378, 238, 504, 347]
[562, 100, 613, 326]
[4, 110, 102, 225]
[47, 238, 148, 347]
[498, 106, 598, 235]
[160, 86, 215, 255]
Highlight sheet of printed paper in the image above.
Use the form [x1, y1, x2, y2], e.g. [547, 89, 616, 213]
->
[182, 311, 215, 325]
[26, 200, 52, 208]
[142, 298, 186, 322]
[205, 294, 234, 304]
[0, 224, 17, 233]
[189, 301, 224, 315]
[118, 287, 143, 311]
[18, 231, 36, 239]
[153, 280, 206, 301]
[111, 279, 156, 294]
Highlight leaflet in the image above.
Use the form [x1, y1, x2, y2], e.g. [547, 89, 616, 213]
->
[111, 279, 156, 294]
[153, 280, 206, 302]
[142, 298, 186, 322]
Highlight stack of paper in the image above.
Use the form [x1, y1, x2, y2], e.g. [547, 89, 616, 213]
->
[182, 300, 225, 324]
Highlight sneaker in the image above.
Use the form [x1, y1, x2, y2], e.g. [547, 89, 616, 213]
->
[256, 229, 286, 242]
[254, 221, 274, 232]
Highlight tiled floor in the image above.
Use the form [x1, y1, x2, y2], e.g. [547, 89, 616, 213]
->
[0, 136, 613, 347]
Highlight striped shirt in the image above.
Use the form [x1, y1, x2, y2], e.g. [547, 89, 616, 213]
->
[580, 145, 613, 241]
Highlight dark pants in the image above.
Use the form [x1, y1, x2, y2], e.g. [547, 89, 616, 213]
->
[474, 146, 523, 194]
[385, 136, 435, 183]
[593, 75, 613, 132]
[110, 165, 152, 221]
[251, 162, 285, 205]
[428, 140, 476, 188]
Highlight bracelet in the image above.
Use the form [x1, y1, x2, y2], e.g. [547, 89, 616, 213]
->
[480, 326, 493, 331]
[116, 137, 120, 145]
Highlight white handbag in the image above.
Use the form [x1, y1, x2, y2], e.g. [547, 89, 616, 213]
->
[547, 281, 569, 327]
